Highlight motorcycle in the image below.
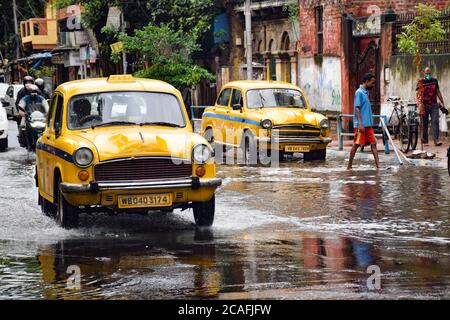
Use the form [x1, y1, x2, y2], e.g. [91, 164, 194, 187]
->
[18, 109, 46, 152]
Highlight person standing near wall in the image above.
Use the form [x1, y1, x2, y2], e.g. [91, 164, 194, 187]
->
[347, 73, 380, 170]
[416, 67, 446, 147]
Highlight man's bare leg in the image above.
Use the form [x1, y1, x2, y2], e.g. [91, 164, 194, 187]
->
[370, 142, 380, 169]
[347, 144, 360, 170]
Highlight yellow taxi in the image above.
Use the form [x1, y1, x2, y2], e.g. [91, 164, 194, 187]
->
[201, 80, 332, 163]
[35, 75, 221, 229]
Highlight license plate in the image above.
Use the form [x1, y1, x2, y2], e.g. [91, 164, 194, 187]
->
[118, 194, 172, 209]
[285, 145, 310, 152]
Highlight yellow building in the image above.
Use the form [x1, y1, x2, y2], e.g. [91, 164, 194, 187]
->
[20, 0, 58, 52]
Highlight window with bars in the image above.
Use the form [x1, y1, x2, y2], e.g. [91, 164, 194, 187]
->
[315, 6, 324, 55]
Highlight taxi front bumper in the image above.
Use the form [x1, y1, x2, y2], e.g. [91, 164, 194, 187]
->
[60, 177, 222, 193]
[256, 137, 332, 144]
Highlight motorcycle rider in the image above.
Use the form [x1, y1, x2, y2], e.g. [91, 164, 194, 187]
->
[17, 84, 49, 150]
[34, 78, 51, 100]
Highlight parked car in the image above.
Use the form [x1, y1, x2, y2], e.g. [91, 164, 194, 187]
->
[0, 83, 8, 99]
[35, 75, 222, 229]
[201, 80, 332, 163]
[1, 84, 23, 119]
[0, 105, 8, 152]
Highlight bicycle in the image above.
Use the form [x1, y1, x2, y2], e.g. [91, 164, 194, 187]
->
[386, 97, 419, 153]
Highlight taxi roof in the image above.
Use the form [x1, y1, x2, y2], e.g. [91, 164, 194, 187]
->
[56, 77, 178, 97]
[223, 80, 301, 91]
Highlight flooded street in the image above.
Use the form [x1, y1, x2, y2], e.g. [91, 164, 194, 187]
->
[0, 121, 449, 300]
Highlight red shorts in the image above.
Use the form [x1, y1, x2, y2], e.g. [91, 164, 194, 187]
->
[354, 127, 376, 146]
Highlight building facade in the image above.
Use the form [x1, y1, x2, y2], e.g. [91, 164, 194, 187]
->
[298, 0, 450, 117]
[226, 0, 300, 86]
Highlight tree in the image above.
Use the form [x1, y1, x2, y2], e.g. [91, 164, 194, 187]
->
[0, 0, 45, 59]
[117, 24, 215, 88]
[397, 4, 446, 150]
[397, 4, 446, 72]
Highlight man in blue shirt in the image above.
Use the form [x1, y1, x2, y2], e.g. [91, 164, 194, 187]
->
[347, 73, 380, 170]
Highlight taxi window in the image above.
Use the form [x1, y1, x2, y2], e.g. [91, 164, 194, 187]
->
[216, 88, 232, 107]
[47, 94, 58, 127]
[230, 89, 242, 107]
[67, 91, 186, 130]
[53, 95, 64, 132]
[246, 89, 306, 109]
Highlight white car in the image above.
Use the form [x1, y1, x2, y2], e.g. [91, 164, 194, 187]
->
[0, 105, 8, 151]
[1, 84, 23, 119]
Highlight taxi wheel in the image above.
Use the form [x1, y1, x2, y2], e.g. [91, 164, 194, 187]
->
[242, 133, 258, 165]
[56, 179, 79, 229]
[304, 149, 326, 161]
[0, 138, 7, 152]
[40, 195, 56, 217]
[193, 195, 215, 227]
[204, 128, 223, 159]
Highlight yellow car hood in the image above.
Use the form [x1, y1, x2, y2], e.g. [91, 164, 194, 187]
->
[257, 108, 320, 127]
[74, 126, 200, 161]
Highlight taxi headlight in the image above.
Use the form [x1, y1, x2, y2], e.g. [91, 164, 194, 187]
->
[73, 147, 94, 168]
[261, 119, 273, 129]
[193, 144, 212, 164]
[320, 119, 330, 129]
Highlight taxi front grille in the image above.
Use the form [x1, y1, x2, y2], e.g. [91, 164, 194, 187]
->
[94, 157, 192, 182]
[272, 125, 321, 139]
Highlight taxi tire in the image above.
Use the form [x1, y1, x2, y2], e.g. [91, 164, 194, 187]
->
[56, 178, 79, 229]
[204, 128, 224, 159]
[193, 195, 215, 227]
[0, 137, 7, 152]
[303, 149, 326, 161]
[40, 195, 56, 217]
[242, 132, 258, 165]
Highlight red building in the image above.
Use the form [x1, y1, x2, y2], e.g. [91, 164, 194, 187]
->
[298, 0, 450, 118]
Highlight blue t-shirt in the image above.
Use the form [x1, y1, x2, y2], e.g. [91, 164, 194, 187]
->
[353, 87, 373, 128]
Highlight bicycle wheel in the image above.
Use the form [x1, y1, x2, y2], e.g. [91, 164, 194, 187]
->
[398, 117, 410, 153]
[409, 123, 419, 151]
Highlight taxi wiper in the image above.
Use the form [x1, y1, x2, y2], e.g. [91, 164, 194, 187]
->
[139, 122, 183, 128]
[91, 121, 137, 129]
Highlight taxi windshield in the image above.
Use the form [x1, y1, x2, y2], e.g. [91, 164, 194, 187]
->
[246, 89, 306, 109]
[67, 91, 186, 130]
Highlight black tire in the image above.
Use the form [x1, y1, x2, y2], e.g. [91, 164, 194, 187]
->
[304, 148, 326, 161]
[409, 124, 418, 151]
[0, 137, 7, 152]
[398, 118, 410, 153]
[192, 195, 215, 227]
[447, 147, 450, 176]
[204, 128, 223, 160]
[40, 194, 57, 217]
[55, 178, 79, 229]
[241, 132, 258, 165]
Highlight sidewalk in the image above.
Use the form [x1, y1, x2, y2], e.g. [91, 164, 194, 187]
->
[328, 133, 449, 168]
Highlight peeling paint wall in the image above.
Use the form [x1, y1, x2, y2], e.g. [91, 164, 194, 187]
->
[300, 56, 342, 112]
[383, 55, 450, 111]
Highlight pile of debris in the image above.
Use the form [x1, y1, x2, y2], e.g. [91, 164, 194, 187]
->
[407, 150, 436, 159]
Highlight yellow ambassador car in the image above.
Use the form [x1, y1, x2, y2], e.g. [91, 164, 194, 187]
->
[201, 81, 332, 163]
[36, 75, 221, 229]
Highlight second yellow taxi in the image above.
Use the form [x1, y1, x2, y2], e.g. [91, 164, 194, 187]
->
[201, 80, 332, 163]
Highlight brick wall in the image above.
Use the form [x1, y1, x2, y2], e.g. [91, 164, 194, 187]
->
[299, 0, 342, 57]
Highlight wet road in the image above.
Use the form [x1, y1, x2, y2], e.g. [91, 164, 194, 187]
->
[0, 121, 449, 299]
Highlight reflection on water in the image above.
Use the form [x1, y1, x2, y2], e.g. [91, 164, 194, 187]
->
[0, 140, 450, 299]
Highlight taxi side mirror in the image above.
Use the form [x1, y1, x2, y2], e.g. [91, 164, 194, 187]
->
[232, 103, 242, 111]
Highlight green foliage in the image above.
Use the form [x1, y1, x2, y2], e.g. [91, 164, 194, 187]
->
[119, 24, 200, 65]
[29, 66, 54, 79]
[284, 0, 300, 23]
[0, 0, 45, 59]
[397, 4, 446, 55]
[134, 63, 215, 88]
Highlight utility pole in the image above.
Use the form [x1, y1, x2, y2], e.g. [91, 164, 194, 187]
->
[12, 0, 20, 61]
[244, 0, 253, 80]
[120, 10, 127, 75]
